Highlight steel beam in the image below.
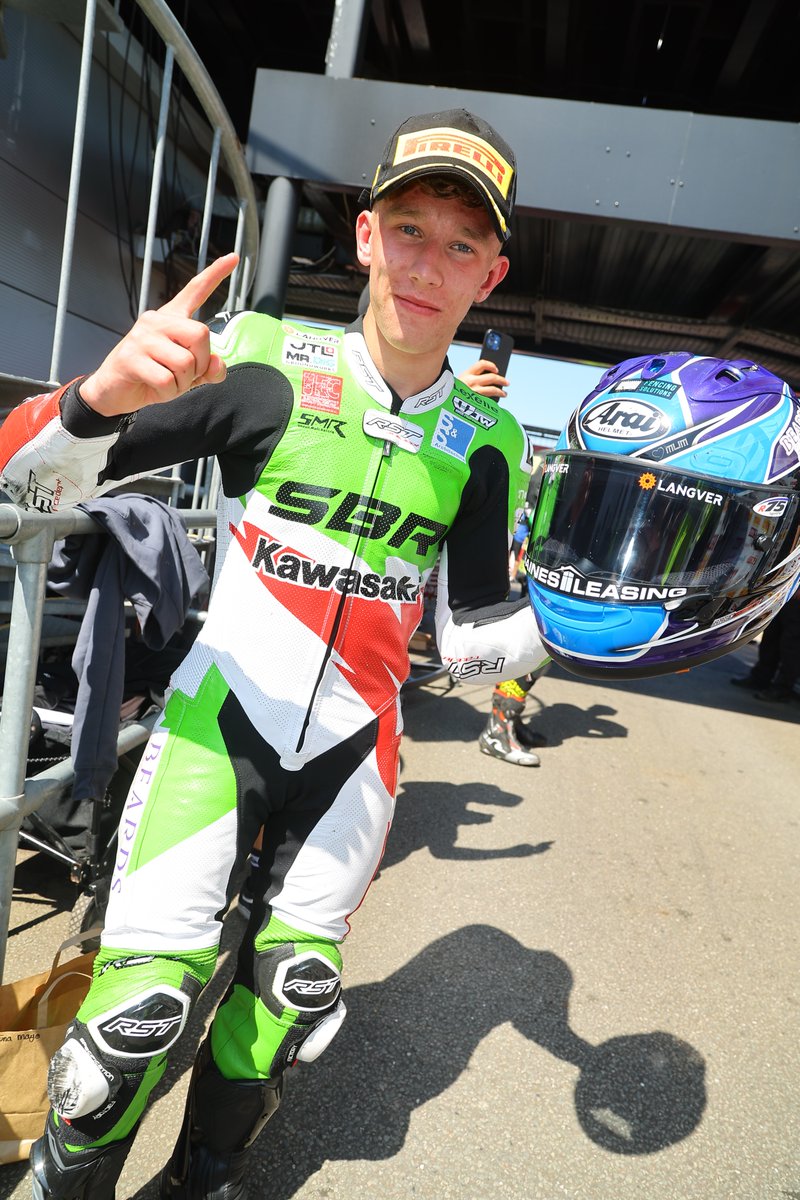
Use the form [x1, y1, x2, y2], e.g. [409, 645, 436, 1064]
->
[247, 70, 800, 246]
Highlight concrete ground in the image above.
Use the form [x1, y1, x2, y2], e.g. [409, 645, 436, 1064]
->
[1, 642, 798, 1200]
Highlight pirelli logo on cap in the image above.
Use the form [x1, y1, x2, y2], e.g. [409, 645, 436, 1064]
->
[393, 127, 514, 198]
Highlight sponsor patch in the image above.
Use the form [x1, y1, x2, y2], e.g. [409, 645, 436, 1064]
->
[779, 409, 800, 456]
[298, 412, 346, 438]
[452, 395, 497, 428]
[363, 409, 424, 453]
[638, 471, 723, 505]
[301, 371, 343, 414]
[432, 410, 475, 461]
[657, 479, 723, 506]
[753, 497, 789, 517]
[529, 561, 688, 604]
[258, 485, 447, 556]
[611, 378, 679, 400]
[248, 532, 423, 602]
[395, 127, 514, 198]
[282, 334, 339, 373]
[580, 398, 671, 441]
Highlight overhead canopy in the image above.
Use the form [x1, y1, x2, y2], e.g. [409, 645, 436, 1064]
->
[178, 0, 800, 385]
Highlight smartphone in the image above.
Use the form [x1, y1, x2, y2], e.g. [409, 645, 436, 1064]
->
[480, 328, 514, 377]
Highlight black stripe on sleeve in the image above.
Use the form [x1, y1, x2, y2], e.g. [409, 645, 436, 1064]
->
[98, 363, 295, 497]
[443, 443, 515, 619]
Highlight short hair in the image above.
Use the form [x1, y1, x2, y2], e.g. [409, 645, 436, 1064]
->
[384, 175, 484, 210]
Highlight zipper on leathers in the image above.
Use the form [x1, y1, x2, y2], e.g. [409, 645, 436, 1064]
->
[293, 444, 390, 754]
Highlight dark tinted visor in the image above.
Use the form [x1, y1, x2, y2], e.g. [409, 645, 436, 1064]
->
[526, 451, 800, 600]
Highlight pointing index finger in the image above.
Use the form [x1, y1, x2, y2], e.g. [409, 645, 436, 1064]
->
[161, 253, 240, 317]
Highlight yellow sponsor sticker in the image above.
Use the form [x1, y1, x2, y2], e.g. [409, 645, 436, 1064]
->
[393, 126, 514, 198]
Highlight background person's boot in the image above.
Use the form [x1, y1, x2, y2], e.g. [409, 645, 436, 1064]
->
[479, 693, 540, 766]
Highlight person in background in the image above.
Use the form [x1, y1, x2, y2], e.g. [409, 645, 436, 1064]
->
[458, 357, 550, 767]
[730, 588, 800, 703]
[509, 505, 531, 582]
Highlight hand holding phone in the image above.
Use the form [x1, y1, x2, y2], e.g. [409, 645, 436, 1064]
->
[480, 328, 514, 378]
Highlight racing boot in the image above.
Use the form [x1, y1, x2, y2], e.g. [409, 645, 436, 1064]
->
[30, 1114, 136, 1200]
[160, 1038, 283, 1200]
[478, 691, 540, 766]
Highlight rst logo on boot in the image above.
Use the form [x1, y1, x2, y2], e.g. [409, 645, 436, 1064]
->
[272, 952, 341, 1012]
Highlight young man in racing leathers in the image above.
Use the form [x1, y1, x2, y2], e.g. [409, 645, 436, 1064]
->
[0, 109, 549, 1199]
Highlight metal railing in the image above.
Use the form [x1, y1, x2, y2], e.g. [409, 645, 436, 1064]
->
[49, 0, 259, 383]
[0, 0, 259, 978]
[0, 505, 217, 978]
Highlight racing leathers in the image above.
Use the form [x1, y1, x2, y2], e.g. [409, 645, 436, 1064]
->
[0, 312, 549, 1194]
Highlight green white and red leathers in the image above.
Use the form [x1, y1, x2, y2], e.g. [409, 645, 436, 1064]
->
[0, 313, 549, 1165]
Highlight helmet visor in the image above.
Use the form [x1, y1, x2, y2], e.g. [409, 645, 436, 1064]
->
[525, 451, 800, 605]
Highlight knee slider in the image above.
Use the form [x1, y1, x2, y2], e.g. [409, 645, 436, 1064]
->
[256, 941, 346, 1074]
[49, 953, 201, 1126]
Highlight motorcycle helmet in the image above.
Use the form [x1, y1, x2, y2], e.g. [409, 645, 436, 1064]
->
[525, 352, 800, 678]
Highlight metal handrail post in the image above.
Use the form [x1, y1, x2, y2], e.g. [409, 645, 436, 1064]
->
[138, 44, 175, 316]
[136, 0, 259, 300]
[225, 202, 247, 311]
[49, 0, 98, 384]
[197, 127, 222, 275]
[0, 526, 56, 980]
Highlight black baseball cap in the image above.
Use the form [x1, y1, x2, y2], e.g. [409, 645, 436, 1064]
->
[365, 108, 516, 244]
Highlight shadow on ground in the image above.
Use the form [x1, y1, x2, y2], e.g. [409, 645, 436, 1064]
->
[379, 778, 554, 871]
[124, 923, 706, 1199]
[552, 646, 800, 724]
[402, 686, 629, 747]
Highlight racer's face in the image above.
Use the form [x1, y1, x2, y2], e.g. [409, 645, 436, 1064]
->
[355, 183, 509, 394]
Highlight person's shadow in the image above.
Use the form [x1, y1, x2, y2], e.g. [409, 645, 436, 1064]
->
[129, 923, 706, 1199]
[400, 687, 628, 748]
[378, 779, 554, 872]
[532, 699, 628, 747]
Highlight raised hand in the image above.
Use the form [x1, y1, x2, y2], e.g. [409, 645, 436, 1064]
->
[79, 253, 239, 417]
[458, 359, 510, 400]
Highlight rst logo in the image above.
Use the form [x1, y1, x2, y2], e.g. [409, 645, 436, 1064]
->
[100, 1015, 183, 1039]
[580, 399, 670, 440]
[298, 413, 346, 438]
[269, 480, 447, 556]
[363, 410, 423, 453]
[447, 656, 506, 678]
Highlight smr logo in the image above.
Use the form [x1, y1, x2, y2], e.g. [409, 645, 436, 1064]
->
[299, 413, 346, 438]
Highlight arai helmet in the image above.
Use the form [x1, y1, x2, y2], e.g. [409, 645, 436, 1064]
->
[525, 352, 800, 678]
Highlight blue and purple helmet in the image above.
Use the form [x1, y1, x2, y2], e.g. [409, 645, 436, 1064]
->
[525, 352, 800, 678]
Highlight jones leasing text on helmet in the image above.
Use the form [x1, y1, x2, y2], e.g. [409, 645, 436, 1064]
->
[525, 353, 800, 678]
